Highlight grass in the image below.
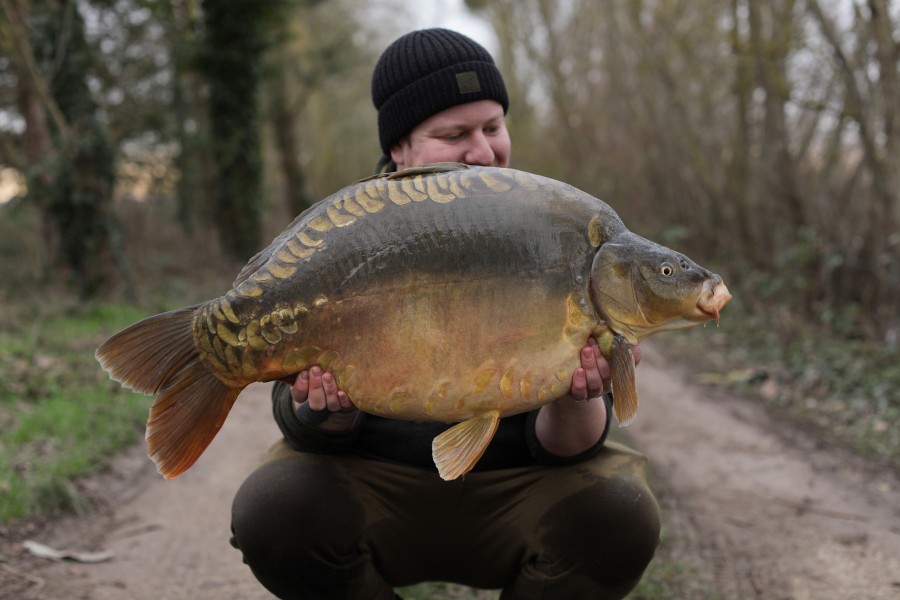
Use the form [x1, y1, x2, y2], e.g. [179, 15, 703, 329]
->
[0, 199, 234, 524]
[0, 300, 158, 522]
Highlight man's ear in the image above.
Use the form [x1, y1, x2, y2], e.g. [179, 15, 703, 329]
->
[389, 139, 407, 168]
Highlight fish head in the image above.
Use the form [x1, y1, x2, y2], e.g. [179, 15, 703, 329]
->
[590, 232, 732, 344]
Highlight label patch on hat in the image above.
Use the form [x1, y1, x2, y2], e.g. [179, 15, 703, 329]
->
[456, 71, 481, 94]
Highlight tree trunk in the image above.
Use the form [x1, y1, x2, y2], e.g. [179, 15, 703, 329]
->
[201, 0, 274, 261]
[4, 0, 124, 297]
[270, 68, 313, 217]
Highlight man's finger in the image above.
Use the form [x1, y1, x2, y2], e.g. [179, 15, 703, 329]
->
[569, 367, 589, 401]
[291, 370, 310, 404]
[306, 367, 327, 411]
[322, 372, 342, 412]
[581, 346, 605, 391]
[337, 391, 354, 411]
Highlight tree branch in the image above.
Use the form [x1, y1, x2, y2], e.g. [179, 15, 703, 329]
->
[0, 0, 71, 136]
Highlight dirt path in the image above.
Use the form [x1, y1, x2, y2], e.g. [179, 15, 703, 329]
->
[626, 345, 900, 600]
[2, 384, 279, 600]
[4, 346, 900, 599]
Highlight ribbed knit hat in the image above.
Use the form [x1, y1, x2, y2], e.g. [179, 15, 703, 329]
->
[371, 28, 509, 156]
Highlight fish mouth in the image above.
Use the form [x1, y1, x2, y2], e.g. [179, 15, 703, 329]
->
[695, 282, 732, 324]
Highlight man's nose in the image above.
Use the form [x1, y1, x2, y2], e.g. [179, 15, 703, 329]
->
[464, 131, 495, 166]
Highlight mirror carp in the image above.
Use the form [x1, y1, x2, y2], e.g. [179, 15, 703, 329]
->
[96, 164, 732, 481]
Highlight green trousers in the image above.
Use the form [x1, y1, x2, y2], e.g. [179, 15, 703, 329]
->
[231, 440, 660, 599]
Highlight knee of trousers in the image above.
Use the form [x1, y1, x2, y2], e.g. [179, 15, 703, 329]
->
[230, 452, 367, 573]
[537, 474, 661, 588]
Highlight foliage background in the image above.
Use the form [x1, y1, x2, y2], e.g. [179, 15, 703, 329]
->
[0, 0, 898, 595]
[3, 1, 897, 322]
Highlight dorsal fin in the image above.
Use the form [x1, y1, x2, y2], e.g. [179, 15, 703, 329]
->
[232, 209, 310, 287]
[354, 162, 468, 184]
[385, 162, 469, 180]
[233, 249, 272, 288]
[234, 164, 470, 287]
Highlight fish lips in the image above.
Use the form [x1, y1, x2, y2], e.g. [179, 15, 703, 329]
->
[695, 281, 732, 324]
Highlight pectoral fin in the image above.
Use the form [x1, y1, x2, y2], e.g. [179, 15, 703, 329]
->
[432, 410, 501, 481]
[610, 334, 639, 426]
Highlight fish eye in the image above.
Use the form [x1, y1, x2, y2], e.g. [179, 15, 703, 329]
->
[660, 262, 675, 277]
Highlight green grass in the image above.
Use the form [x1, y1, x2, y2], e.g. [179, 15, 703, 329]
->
[0, 301, 153, 522]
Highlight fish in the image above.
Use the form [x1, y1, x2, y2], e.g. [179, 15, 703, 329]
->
[96, 164, 732, 481]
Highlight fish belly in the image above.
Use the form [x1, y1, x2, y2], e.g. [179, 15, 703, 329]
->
[270, 273, 596, 422]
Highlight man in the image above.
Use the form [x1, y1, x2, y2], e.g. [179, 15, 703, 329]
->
[231, 28, 660, 600]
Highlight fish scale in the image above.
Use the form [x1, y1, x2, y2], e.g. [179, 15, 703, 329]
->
[96, 163, 731, 481]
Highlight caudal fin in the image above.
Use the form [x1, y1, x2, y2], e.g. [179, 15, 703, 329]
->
[96, 305, 242, 478]
[145, 362, 240, 478]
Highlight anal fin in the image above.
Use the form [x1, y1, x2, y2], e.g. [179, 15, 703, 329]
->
[431, 410, 501, 481]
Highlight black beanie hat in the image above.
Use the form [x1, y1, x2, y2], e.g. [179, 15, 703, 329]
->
[371, 28, 509, 156]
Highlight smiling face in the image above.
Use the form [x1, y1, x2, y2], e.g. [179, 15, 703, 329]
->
[389, 100, 511, 170]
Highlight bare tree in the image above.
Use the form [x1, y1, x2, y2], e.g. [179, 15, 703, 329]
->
[806, 0, 899, 319]
[469, 0, 897, 333]
[1, 0, 125, 297]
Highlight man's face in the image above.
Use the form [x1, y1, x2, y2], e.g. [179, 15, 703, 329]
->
[390, 100, 511, 170]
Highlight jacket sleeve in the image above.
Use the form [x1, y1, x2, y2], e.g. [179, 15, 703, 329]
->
[524, 393, 613, 465]
[271, 382, 366, 454]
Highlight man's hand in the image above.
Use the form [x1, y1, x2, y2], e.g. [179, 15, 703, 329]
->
[292, 366, 354, 411]
[567, 338, 642, 402]
[291, 366, 359, 431]
[535, 338, 642, 456]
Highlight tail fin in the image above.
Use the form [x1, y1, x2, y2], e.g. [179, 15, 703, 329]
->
[145, 362, 240, 478]
[96, 305, 242, 478]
